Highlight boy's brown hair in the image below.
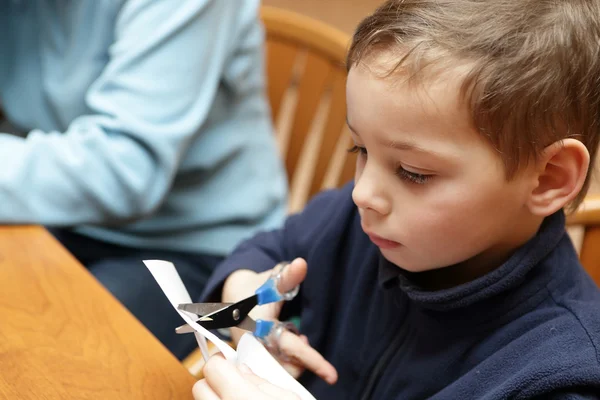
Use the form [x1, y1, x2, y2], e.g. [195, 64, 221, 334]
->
[347, 0, 600, 209]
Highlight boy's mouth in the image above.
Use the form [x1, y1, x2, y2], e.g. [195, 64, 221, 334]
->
[365, 230, 401, 249]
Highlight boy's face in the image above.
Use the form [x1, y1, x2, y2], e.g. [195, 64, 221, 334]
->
[346, 59, 540, 274]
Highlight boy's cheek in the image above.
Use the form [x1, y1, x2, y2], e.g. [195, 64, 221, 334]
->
[386, 207, 497, 269]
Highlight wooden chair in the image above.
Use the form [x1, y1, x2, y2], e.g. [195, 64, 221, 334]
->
[566, 194, 600, 286]
[262, 5, 356, 213]
[181, 6, 353, 377]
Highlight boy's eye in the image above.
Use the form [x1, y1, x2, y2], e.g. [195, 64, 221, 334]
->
[347, 145, 367, 156]
[396, 166, 432, 185]
[347, 146, 431, 184]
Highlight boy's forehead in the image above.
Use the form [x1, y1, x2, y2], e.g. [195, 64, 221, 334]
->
[346, 60, 472, 131]
[346, 59, 500, 160]
[349, 48, 473, 85]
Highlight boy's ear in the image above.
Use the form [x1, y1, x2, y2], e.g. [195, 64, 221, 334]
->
[527, 139, 590, 216]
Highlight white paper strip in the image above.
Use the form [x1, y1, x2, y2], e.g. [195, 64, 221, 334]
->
[143, 259, 316, 400]
[236, 333, 318, 398]
[144, 259, 236, 360]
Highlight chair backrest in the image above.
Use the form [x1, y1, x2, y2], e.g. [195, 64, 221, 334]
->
[261, 6, 356, 213]
[567, 195, 600, 286]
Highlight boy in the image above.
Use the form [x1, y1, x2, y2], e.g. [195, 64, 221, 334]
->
[194, 0, 600, 398]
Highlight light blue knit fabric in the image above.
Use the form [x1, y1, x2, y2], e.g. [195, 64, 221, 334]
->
[0, 0, 288, 256]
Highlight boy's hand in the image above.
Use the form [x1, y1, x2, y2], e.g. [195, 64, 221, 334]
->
[222, 258, 338, 385]
[193, 355, 300, 400]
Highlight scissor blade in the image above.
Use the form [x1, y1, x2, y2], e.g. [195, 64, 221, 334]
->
[236, 316, 257, 333]
[175, 323, 195, 334]
[177, 302, 232, 316]
[196, 294, 259, 330]
[174, 316, 257, 335]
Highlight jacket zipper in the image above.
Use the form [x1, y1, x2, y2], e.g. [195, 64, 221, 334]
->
[358, 324, 407, 400]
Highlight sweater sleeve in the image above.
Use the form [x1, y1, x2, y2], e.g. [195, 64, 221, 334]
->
[0, 0, 242, 225]
[200, 183, 355, 303]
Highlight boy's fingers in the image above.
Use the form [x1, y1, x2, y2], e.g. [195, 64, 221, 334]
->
[281, 360, 305, 380]
[203, 359, 297, 400]
[203, 355, 256, 399]
[192, 379, 220, 400]
[277, 330, 338, 385]
[277, 258, 307, 293]
[238, 369, 300, 400]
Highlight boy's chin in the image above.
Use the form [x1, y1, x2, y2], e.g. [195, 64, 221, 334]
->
[380, 251, 441, 273]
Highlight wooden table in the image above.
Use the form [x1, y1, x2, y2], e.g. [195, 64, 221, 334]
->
[0, 226, 196, 399]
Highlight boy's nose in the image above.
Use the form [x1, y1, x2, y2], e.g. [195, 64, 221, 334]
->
[352, 169, 391, 216]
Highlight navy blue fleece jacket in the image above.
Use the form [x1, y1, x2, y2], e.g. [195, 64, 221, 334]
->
[201, 183, 600, 399]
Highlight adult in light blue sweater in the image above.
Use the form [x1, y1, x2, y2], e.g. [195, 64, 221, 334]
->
[0, 0, 287, 359]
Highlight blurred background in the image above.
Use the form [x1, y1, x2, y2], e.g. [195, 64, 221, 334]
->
[263, 0, 382, 34]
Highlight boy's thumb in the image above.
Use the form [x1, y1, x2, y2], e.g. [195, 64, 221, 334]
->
[277, 258, 307, 294]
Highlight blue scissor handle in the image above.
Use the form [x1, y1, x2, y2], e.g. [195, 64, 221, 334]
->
[255, 278, 283, 305]
[254, 261, 299, 305]
[254, 319, 275, 339]
[254, 319, 301, 357]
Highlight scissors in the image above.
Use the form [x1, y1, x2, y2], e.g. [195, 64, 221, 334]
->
[175, 262, 300, 346]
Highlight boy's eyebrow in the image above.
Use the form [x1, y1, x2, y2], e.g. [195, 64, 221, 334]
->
[346, 116, 446, 158]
